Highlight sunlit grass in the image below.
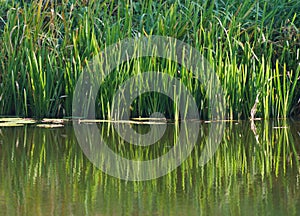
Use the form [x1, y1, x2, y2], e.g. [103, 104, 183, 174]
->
[0, 0, 299, 119]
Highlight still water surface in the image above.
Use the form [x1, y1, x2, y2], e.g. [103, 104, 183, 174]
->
[0, 119, 300, 215]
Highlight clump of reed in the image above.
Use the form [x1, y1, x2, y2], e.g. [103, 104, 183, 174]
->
[0, 0, 299, 119]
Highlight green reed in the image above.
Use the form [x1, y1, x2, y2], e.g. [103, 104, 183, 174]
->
[0, 0, 299, 119]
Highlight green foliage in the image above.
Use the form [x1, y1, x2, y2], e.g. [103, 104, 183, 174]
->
[0, 0, 299, 119]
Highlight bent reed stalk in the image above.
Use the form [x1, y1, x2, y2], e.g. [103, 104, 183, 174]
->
[0, 0, 299, 119]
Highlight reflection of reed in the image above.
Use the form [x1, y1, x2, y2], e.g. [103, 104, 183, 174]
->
[0, 121, 300, 215]
[250, 119, 260, 144]
[249, 93, 261, 143]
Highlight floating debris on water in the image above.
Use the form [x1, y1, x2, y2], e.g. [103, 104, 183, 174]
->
[36, 124, 64, 128]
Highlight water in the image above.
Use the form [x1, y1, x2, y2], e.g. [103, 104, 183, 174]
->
[0, 119, 300, 215]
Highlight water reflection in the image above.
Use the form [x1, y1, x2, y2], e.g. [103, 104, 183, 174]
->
[0, 120, 300, 215]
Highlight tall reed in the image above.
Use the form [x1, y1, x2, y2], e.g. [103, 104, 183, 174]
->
[0, 0, 299, 119]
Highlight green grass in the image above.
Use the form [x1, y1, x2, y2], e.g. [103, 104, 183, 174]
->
[0, 0, 299, 119]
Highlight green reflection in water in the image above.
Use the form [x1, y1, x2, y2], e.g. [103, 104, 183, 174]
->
[0, 120, 300, 215]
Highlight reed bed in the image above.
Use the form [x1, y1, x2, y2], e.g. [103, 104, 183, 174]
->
[0, 0, 299, 119]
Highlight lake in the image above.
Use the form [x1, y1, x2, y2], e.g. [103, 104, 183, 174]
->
[0, 119, 300, 215]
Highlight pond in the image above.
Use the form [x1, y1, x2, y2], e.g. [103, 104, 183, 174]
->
[0, 119, 300, 215]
